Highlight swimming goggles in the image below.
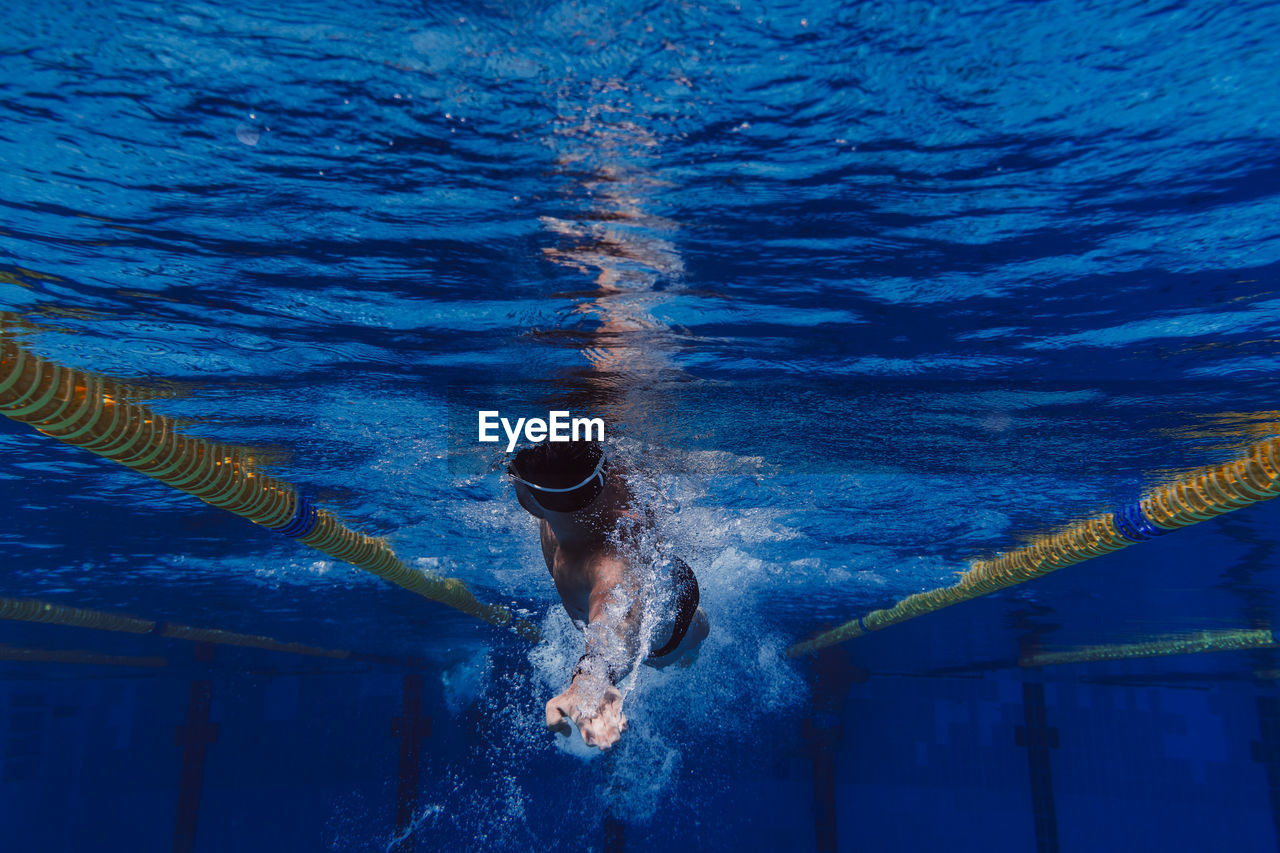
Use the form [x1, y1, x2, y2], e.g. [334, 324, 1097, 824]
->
[508, 453, 607, 494]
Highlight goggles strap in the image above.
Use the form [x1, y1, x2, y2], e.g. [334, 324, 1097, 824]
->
[509, 453, 606, 494]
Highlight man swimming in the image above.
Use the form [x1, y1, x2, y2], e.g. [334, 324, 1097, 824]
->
[508, 439, 709, 750]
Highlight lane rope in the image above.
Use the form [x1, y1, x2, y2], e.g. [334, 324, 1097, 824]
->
[0, 321, 539, 642]
[789, 433, 1280, 657]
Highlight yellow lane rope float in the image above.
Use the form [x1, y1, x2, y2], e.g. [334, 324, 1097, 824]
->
[0, 595, 353, 660]
[789, 434, 1280, 657]
[0, 644, 168, 668]
[0, 324, 538, 642]
[1019, 628, 1276, 668]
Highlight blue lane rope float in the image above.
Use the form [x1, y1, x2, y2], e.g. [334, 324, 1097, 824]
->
[788, 433, 1280, 657]
[0, 320, 539, 642]
[1112, 502, 1170, 543]
[276, 494, 319, 539]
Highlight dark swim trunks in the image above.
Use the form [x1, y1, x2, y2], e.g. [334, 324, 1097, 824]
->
[648, 557, 700, 660]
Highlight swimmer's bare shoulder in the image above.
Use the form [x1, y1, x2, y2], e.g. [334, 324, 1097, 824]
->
[508, 441, 687, 749]
[539, 518, 637, 628]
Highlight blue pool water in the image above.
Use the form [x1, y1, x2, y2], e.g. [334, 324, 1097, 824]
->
[3, 0, 1280, 849]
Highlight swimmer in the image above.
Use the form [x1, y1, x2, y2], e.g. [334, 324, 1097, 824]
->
[508, 439, 709, 750]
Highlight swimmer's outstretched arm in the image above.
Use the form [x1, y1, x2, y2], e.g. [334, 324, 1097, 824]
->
[545, 556, 642, 750]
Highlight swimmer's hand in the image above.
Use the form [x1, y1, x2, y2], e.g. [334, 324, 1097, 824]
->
[545, 675, 627, 750]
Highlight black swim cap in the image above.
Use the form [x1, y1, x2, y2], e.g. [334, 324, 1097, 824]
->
[508, 440, 605, 513]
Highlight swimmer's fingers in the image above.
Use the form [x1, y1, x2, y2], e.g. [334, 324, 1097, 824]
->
[605, 688, 627, 737]
[580, 714, 622, 750]
[545, 697, 572, 736]
[603, 689, 626, 732]
[599, 689, 626, 728]
[581, 696, 626, 749]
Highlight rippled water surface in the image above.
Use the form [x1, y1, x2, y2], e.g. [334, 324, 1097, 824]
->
[3, 0, 1280, 847]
